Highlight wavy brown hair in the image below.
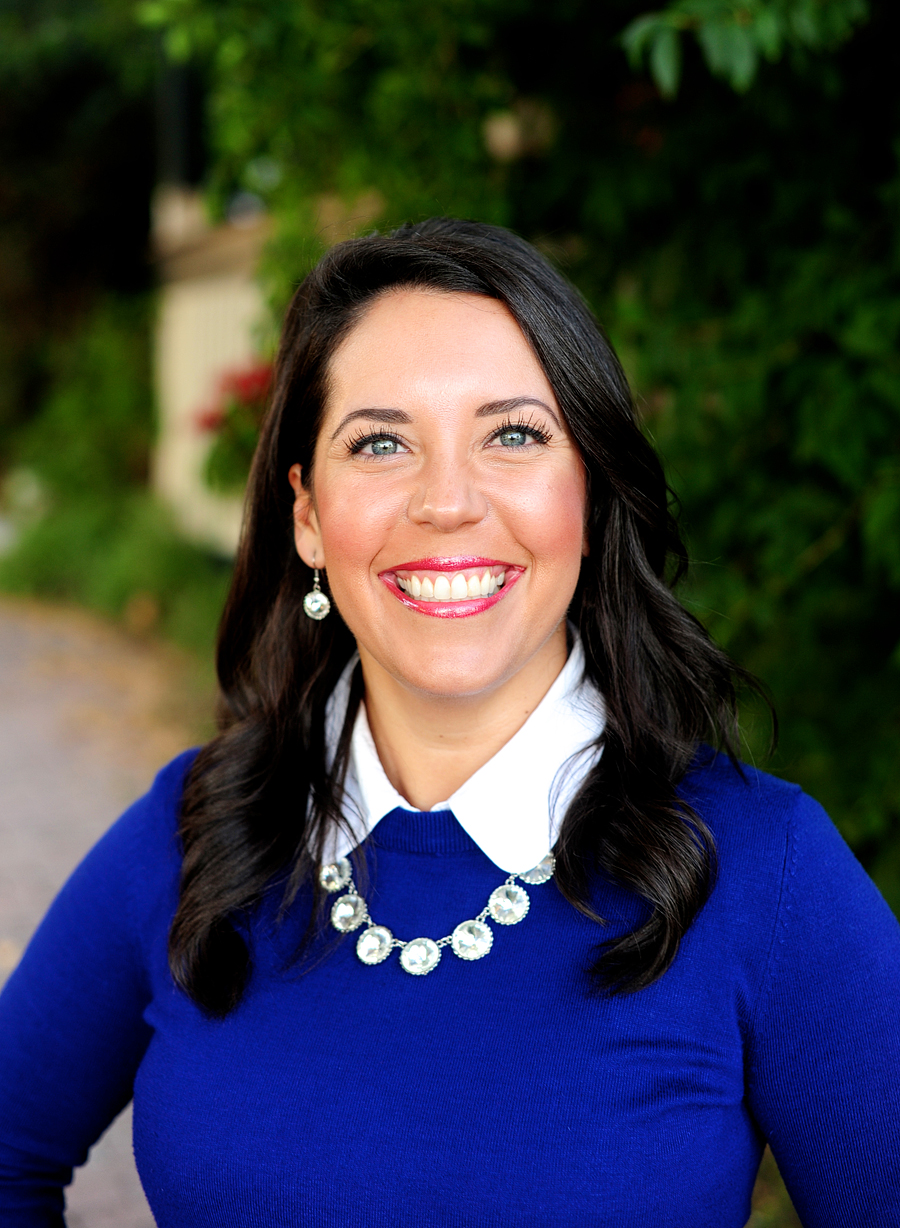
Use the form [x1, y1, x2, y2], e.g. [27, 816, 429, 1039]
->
[170, 218, 757, 1016]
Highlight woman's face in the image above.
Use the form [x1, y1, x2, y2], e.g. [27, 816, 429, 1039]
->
[289, 289, 587, 702]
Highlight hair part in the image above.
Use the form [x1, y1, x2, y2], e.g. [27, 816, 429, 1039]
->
[169, 217, 761, 1015]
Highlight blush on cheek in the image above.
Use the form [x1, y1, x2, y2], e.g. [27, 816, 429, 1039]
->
[518, 473, 587, 574]
[314, 482, 402, 611]
[316, 481, 378, 551]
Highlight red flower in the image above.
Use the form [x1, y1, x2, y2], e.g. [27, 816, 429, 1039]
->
[218, 362, 273, 406]
[195, 406, 225, 433]
[195, 360, 273, 434]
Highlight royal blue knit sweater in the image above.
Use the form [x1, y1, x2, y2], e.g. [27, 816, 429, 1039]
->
[1, 747, 899, 1227]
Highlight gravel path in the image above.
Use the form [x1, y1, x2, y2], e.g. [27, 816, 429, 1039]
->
[0, 597, 211, 1228]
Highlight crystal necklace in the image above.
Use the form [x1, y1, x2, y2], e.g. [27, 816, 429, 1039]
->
[319, 853, 556, 975]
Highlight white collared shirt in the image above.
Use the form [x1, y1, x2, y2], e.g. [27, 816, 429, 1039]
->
[324, 639, 605, 873]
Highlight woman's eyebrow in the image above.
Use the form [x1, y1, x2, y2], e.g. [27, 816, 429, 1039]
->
[475, 396, 562, 428]
[330, 407, 412, 440]
[330, 396, 561, 441]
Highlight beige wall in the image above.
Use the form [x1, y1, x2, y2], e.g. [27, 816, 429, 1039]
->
[153, 272, 263, 556]
[151, 187, 268, 557]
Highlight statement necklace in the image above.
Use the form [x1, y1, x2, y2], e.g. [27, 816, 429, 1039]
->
[319, 853, 556, 975]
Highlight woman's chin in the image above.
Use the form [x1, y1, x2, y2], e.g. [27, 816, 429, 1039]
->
[373, 653, 519, 703]
[356, 623, 566, 708]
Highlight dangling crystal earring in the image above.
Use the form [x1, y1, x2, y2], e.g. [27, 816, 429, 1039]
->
[303, 555, 331, 620]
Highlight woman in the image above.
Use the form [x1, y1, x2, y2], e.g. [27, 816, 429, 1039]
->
[0, 218, 898, 1227]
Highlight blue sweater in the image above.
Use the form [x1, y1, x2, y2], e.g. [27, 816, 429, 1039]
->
[0, 749, 898, 1227]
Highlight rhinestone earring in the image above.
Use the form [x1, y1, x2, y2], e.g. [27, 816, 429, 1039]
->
[303, 556, 331, 621]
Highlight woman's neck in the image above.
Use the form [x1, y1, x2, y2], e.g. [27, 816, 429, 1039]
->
[358, 624, 568, 811]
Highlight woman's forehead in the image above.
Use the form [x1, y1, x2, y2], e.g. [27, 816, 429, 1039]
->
[322, 288, 558, 422]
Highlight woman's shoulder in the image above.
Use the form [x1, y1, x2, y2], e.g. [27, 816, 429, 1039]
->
[680, 747, 895, 942]
[682, 744, 797, 802]
[106, 746, 199, 851]
[681, 746, 820, 852]
[673, 750, 899, 1034]
[679, 748, 838, 916]
[142, 746, 201, 820]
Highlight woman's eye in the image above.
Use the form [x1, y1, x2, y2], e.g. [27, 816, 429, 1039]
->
[369, 438, 400, 455]
[493, 423, 552, 448]
[498, 429, 529, 447]
[350, 434, 406, 456]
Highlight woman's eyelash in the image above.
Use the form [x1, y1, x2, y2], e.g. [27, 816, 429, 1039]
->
[346, 429, 405, 455]
[344, 418, 552, 454]
[490, 417, 553, 445]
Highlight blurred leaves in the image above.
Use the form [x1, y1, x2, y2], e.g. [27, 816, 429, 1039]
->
[0, 0, 157, 92]
[0, 297, 231, 655]
[614, 231, 900, 877]
[15, 298, 154, 497]
[622, 0, 869, 96]
[134, 0, 521, 283]
[0, 0, 156, 453]
[0, 488, 233, 655]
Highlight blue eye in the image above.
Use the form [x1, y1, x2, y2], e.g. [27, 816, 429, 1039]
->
[498, 429, 529, 447]
[490, 418, 552, 449]
[348, 432, 405, 456]
[369, 438, 400, 455]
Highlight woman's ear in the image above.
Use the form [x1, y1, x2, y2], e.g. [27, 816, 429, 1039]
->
[288, 464, 323, 567]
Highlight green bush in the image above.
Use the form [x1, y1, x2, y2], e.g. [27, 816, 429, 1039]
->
[13, 298, 154, 497]
[0, 298, 232, 660]
[0, 492, 232, 657]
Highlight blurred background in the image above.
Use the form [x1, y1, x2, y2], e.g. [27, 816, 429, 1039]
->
[0, 0, 898, 1224]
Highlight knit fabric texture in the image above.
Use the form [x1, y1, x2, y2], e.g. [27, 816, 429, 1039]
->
[0, 748, 898, 1226]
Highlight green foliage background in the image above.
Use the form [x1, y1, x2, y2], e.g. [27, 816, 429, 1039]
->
[140, 0, 900, 908]
[0, 1, 230, 656]
[0, 0, 898, 916]
[0, 298, 232, 653]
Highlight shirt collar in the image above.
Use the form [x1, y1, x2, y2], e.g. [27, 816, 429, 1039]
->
[325, 637, 605, 873]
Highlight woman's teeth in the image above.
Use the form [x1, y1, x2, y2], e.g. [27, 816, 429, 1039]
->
[396, 570, 506, 601]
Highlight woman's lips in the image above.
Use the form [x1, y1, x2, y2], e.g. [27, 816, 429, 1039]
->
[379, 559, 522, 618]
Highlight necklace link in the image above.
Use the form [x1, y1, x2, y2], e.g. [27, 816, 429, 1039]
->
[320, 853, 556, 976]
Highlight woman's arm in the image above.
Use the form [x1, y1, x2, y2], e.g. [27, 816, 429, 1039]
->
[747, 792, 900, 1227]
[0, 753, 190, 1226]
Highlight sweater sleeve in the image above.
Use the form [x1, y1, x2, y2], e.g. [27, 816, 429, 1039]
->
[0, 752, 191, 1227]
[746, 791, 900, 1227]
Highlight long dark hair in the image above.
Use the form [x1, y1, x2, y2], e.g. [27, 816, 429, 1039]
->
[170, 217, 755, 1016]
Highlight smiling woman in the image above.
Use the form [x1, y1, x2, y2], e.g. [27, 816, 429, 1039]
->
[286, 289, 586, 806]
[1, 219, 898, 1227]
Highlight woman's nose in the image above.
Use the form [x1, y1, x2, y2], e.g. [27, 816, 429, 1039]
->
[406, 457, 489, 532]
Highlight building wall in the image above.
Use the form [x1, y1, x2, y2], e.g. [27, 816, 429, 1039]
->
[153, 272, 263, 556]
[151, 188, 268, 557]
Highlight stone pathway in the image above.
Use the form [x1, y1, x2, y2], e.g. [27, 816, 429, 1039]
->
[0, 597, 212, 1228]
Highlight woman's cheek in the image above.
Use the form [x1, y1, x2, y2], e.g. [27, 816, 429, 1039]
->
[317, 475, 403, 573]
[500, 466, 586, 566]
